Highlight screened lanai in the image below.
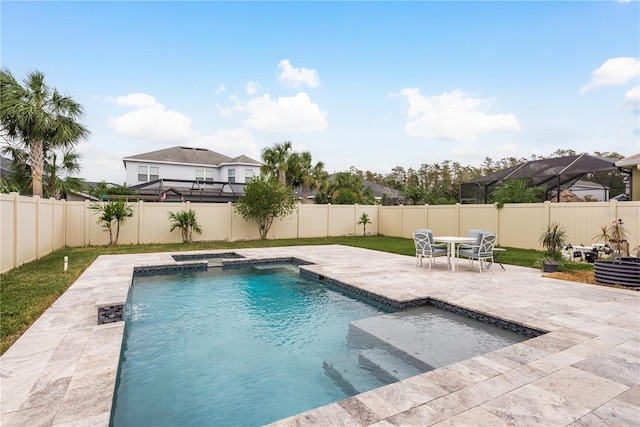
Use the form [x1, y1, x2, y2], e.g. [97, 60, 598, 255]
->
[460, 154, 629, 204]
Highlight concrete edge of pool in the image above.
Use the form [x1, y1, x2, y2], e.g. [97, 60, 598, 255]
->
[0, 245, 638, 426]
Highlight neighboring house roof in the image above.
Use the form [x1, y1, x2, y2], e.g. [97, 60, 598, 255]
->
[224, 155, 262, 166]
[122, 146, 260, 167]
[570, 179, 609, 190]
[615, 153, 640, 169]
[1, 156, 13, 178]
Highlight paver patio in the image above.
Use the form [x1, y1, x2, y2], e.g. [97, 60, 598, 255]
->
[1, 245, 638, 426]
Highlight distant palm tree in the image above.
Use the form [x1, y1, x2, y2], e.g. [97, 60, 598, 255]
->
[288, 151, 327, 203]
[261, 141, 292, 185]
[43, 149, 85, 199]
[0, 68, 89, 197]
[89, 200, 134, 245]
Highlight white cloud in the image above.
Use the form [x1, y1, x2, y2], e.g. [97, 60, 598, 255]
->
[76, 141, 128, 183]
[245, 81, 258, 95]
[190, 129, 261, 161]
[215, 84, 226, 94]
[625, 86, 640, 113]
[400, 88, 521, 141]
[109, 93, 195, 142]
[580, 57, 640, 94]
[278, 59, 320, 88]
[111, 93, 158, 108]
[243, 92, 328, 133]
[451, 143, 477, 158]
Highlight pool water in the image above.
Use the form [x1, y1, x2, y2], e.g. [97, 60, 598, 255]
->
[110, 264, 525, 427]
[110, 265, 393, 427]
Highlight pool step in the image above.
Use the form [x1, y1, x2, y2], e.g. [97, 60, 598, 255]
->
[323, 352, 386, 396]
[358, 348, 425, 383]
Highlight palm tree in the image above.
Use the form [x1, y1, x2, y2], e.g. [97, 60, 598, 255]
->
[0, 68, 89, 197]
[89, 200, 134, 245]
[168, 208, 203, 243]
[1, 144, 85, 199]
[43, 149, 85, 199]
[288, 151, 327, 203]
[261, 141, 292, 186]
[491, 178, 545, 209]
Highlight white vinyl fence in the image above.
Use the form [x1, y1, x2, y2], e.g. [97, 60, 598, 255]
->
[1, 192, 638, 273]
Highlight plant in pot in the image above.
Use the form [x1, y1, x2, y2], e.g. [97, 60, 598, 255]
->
[594, 219, 628, 259]
[593, 219, 639, 287]
[538, 222, 567, 273]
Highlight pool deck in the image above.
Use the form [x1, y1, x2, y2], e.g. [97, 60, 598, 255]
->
[1, 245, 638, 426]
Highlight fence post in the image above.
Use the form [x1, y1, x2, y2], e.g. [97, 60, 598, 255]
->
[84, 200, 91, 246]
[228, 202, 233, 241]
[12, 192, 18, 270]
[327, 203, 331, 237]
[542, 201, 550, 229]
[455, 203, 461, 236]
[297, 204, 301, 239]
[137, 200, 144, 245]
[35, 196, 40, 260]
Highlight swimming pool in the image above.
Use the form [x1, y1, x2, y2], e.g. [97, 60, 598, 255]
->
[110, 263, 524, 426]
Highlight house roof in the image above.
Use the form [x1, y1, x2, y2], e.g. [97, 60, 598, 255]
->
[224, 155, 262, 166]
[615, 153, 640, 169]
[122, 146, 260, 167]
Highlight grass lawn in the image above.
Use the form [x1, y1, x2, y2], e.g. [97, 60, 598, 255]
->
[0, 236, 591, 355]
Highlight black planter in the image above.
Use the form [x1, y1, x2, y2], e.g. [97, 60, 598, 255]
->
[542, 260, 558, 273]
[594, 257, 640, 287]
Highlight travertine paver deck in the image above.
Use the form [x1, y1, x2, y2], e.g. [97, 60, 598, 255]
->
[1, 245, 638, 426]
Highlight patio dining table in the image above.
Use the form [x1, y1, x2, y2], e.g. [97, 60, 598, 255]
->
[433, 236, 476, 271]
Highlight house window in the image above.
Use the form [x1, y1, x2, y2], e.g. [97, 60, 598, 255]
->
[228, 169, 236, 183]
[196, 169, 214, 183]
[138, 166, 159, 182]
[245, 169, 254, 183]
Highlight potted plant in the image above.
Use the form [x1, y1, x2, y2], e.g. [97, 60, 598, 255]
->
[538, 222, 567, 273]
[594, 219, 629, 259]
[593, 219, 639, 287]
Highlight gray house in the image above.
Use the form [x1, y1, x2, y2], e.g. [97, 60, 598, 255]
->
[122, 146, 262, 203]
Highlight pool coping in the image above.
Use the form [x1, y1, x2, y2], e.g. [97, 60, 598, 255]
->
[1, 245, 638, 426]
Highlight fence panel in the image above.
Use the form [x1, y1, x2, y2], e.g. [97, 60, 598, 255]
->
[328, 205, 357, 236]
[1, 194, 16, 272]
[425, 205, 459, 236]
[299, 204, 329, 238]
[53, 199, 65, 250]
[400, 206, 427, 238]
[459, 205, 499, 237]
[379, 206, 403, 237]
[37, 198, 54, 257]
[499, 203, 546, 249]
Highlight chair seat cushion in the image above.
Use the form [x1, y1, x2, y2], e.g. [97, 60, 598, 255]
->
[458, 248, 478, 258]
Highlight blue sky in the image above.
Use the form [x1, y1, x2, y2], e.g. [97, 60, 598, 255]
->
[2, 1, 639, 183]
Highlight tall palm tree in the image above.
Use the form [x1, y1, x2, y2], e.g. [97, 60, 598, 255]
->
[0, 68, 89, 197]
[1, 144, 85, 199]
[261, 141, 292, 185]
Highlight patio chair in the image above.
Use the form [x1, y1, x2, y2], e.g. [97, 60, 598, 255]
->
[412, 230, 448, 270]
[458, 229, 485, 251]
[456, 232, 497, 273]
